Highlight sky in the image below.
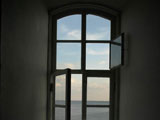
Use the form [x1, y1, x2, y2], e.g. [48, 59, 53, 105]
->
[55, 14, 111, 102]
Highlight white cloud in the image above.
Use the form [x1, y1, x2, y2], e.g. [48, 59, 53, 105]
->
[56, 83, 62, 87]
[67, 30, 81, 40]
[87, 48, 109, 55]
[71, 76, 82, 100]
[59, 23, 110, 40]
[86, 32, 106, 40]
[88, 82, 105, 89]
[86, 28, 110, 40]
[87, 80, 110, 101]
[64, 63, 75, 68]
[99, 60, 107, 65]
[71, 78, 77, 84]
[57, 63, 80, 69]
[58, 24, 81, 40]
[71, 78, 81, 87]
[56, 75, 65, 87]
[59, 24, 69, 32]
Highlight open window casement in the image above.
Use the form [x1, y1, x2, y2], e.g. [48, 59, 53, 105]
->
[110, 33, 124, 69]
[51, 69, 71, 120]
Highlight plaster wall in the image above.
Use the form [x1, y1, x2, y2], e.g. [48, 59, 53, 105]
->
[1, 0, 48, 120]
[120, 0, 160, 120]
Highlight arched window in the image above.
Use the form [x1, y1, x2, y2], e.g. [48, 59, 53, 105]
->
[48, 3, 123, 120]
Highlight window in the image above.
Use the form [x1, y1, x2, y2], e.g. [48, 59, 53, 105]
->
[48, 3, 122, 120]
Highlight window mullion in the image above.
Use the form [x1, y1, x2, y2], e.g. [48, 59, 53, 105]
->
[81, 13, 86, 71]
[82, 13, 87, 120]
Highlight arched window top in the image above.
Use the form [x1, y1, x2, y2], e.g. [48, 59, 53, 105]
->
[57, 15, 82, 40]
[57, 14, 111, 40]
[49, 3, 120, 38]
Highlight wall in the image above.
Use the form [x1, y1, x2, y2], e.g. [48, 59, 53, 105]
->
[46, 0, 128, 11]
[120, 0, 160, 120]
[1, 0, 48, 120]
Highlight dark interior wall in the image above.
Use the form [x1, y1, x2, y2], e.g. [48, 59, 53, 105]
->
[120, 0, 160, 120]
[1, 0, 48, 120]
[46, 0, 128, 11]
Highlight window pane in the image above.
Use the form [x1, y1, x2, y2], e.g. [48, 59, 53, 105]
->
[110, 35, 123, 69]
[71, 74, 82, 120]
[86, 44, 110, 70]
[87, 77, 110, 105]
[87, 108, 109, 120]
[86, 14, 111, 40]
[55, 75, 66, 105]
[110, 44, 121, 68]
[57, 15, 81, 40]
[55, 107, 65, 120]
[57, 43, 81, 69]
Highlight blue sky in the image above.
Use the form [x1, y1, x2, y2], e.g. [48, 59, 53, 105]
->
[86, 15, 111, 40]
[56, 14, 111, 101]
[57, 14, 111, 40]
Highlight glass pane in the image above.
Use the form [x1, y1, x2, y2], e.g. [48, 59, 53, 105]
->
[55, 75, 66, 105]
[87, 108, 109, 120]
[55, 107, 65, 120]
[86, 14, 111, 40]
[86, 44, 110, 70]
[110, 44, 121, 68]
[57, 15, 81, 40]
[110, 35, 122, 68]
[87, 77, 110, 105]
[57, 43, 81, 69]
[71, 74, 82, 120]
[113, 35, 122, 44]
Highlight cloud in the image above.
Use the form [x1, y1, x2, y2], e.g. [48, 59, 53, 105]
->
[67, 30, 81, 40]
[59, 24, 110, 40]
[60, 24, 69, 32]
[64, 63, 75, 68]
[99, 61, 107, 65]
[71, 76, 82, 100]
[56, 83, 62, 87]
[71, 78, 82, 87]
[55, 75, 65, 87]
[87, 48, 109, 55]
[88, 82, 106, 89]
[86, 32, 106, 40]
[86, 27, 110, 40]
[87, 80, 110, 101]
[58, 24, 81, 40]
[57, 63, 79, 69]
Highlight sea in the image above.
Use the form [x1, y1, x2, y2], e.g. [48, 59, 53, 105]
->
[55, 101, 109, 120]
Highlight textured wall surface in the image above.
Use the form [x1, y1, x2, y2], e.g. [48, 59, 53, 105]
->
[46, 0, 129, 10]
[1, 0, 48, 120]
[120, 0, 160, 120]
